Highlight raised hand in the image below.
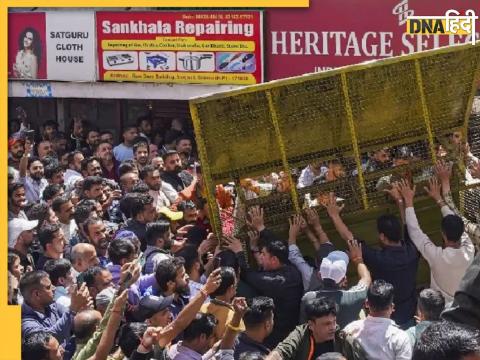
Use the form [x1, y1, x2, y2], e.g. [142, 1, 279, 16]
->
[224, 235, 243, 254]
[347, 239, 363, 264]
[203, 268, 222, 295]
[383, 182, 402, 202]
[398, 178, 416, 206]
[112, 289, 128, 314]
[424, 177, 442, 203]
[434, 160, 452, 183]
[288, 214, 303, 244]
[140, 326, 162, 350]
[119, 262, 141, 289]
[247, 230, 260, 248]
[469, 161, 480, 180]
[232, 297, 248, 318]
[70, 283, 92, 313]
[304, 207, 320, 226]
[323, 192, 344, 218]
[24, 139, 33, 155]
[246, 206, 265, 232]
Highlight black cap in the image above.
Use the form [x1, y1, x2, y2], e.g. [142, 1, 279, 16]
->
[136, 295, 173, 321]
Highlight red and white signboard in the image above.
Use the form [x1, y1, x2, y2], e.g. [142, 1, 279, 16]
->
[265, 0, 480, 80]
[8, 11, 96, 81]
[96, 11, 263, 85]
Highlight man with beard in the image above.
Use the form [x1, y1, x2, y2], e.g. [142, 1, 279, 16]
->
[41, 120, 58, 141]
[113, 125, 138, 162]
[161, 150, 194, 193]
[69, 117, 88, 151]
[52, 195, 77, 244]
[124, 193, 157, 250]
[52, 132, 68, 159]
[82, 128, 100, 157]
[149, 143, 159, 160]
[133, 139, 150, 172]
[20, 140, 48, 203]
[44, 163, 65, 186]
[364, 147, 392, 173]
[142, 221, 173, 275]
[150, 257, 190, 319]
[81, 176, 104, 202]
[99, 130, 114, 145]
[137, 116, 153, 140]
[20, 271, 91, 347]
[94, 141, 120, 182]
[36, 223, 67, 271]
[119, 171, 140, 194]
[175, 136, 195, 167]
[8, 217, 38, 271]
[140, 165, 173, 211]
[8, 133, 25, 170]
[64, 151, 84, 191]
[81, 157, 103, 178]
[36, 140, 56, 160]
[83, 217, 110, 267]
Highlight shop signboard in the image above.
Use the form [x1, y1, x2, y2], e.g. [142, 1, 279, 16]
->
[8, 11, 96, 81]
[265, 0, 479, 80]
[96, 11, 263, 85]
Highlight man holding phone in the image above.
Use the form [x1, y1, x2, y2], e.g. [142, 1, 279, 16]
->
[19, 138, 49, 204]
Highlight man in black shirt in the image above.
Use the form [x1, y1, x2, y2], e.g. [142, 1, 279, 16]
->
[234, 296, 275, 359]
[124, 193, 157, 251]
[160, 150, 193, 192]
[324, 192, 419, 328]
[36, 223, 66, 271]
[269, 297, 339, 360]
[226, 236, 303, 348]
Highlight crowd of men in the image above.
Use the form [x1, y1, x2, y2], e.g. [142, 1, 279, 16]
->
[7, 114, 480, 360]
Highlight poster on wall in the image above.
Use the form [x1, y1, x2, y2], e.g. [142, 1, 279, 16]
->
[8, 11, 96, 81]
[8, 12, 47, 80]
[266, 0, 480, 80]
[96, 11, 263, 85]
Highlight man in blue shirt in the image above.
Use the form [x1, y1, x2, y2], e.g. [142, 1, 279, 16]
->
[20, 270, 90, 346]
[113, 126, 138, 162]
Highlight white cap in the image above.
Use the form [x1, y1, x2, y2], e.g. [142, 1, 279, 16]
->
[8, 218, 38, 248]
[319, 250, 349, 284]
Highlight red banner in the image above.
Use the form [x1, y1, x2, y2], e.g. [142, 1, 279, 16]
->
[265, 0, 480, 80]
[8, 12, 47, 80]
[96, 11, 263, 85]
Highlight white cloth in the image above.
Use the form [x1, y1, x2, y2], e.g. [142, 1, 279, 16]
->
[149, 189, 171, 212]
[54, 286, 71, 309]
[64, 169, 83, 191]
[60, 220, 78, 243]
[161, 182, 179, 203]
[343, 316, 412, 360]
[297, 165, 327, 188]
[20, 176, 48, 204]
[405, 206, 475, 302]
[14, 50, 38, 79]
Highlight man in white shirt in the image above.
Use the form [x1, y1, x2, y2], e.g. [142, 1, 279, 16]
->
[399, 178, 474, 303]
[297, 161, 327, 188]
[343, 280, 412, 360]
[140, 164, 178, 211]
[64, 150, 84, 191]
[52, 195, 78, 244]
